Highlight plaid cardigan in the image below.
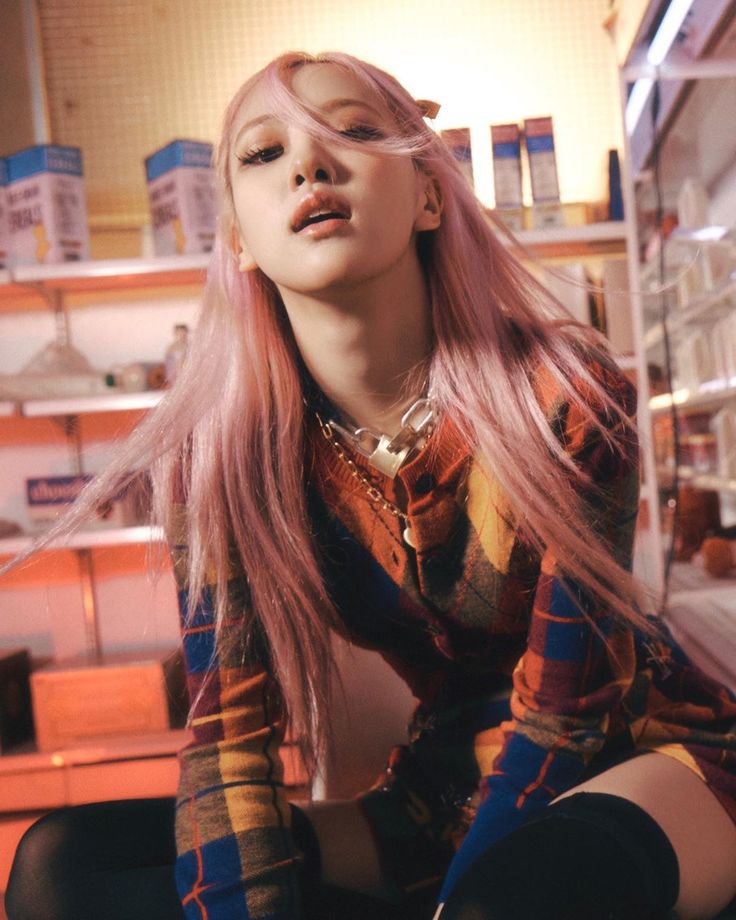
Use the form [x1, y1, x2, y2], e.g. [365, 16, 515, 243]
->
[172, 352, 736, 919]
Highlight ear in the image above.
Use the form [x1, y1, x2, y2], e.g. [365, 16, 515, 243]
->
[229, 223, 258, 273]
[414, 174, 443, 232]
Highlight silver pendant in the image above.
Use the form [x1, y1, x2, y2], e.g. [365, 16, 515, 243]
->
[403, 524, 416, 548]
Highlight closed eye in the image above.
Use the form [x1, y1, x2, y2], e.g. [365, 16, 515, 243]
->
[340, 124, 384, 141]
[237, 144, 283, 165]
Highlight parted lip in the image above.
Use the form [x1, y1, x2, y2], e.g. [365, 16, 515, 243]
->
[290, 191, 352, 233]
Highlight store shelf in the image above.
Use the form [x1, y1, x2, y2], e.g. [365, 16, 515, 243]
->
[656, 466, 736, 494]
[0, 524, 164, 556]
[639, 227, 736, 288]
[516, 221, 626, 246]
[643, 274, 736, 350]
[650, 380, 736, 416]
[0, 253, 209, 311]
[21, 390, 164, 418]
[681, 470, 736, 494]
[500, 220, 627, 259]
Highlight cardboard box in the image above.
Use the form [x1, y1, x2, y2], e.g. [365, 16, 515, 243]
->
[523, 116, 564, 228]
[440, 128, 474, 189]
[6, 145, 90, 265]
[490, 123, 523, 231]
[0, 158, 9, 269]
[30, 649, 187, 752]
[0, 649, 34, 753]
[25, 474, 144, 531]
[145, 139, 216, 255]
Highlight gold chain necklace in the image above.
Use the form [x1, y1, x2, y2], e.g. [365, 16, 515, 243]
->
[315, 411, 418, 549]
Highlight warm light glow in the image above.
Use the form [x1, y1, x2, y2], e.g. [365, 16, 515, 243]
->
[37, 0, 625, 222]
[649, 388, 691, 410]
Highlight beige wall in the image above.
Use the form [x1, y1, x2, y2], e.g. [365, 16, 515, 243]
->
[22, 0, 623, 230]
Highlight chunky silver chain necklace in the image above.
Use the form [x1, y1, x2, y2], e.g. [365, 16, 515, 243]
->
[314, 393, 437, 548]
[322, 394, 436, 479]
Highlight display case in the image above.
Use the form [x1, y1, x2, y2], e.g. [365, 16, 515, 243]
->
[616, 0, 736, 675]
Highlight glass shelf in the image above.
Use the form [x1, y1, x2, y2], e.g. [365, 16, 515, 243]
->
[0, 253, 209, 311]
[0, 525, 164, 556]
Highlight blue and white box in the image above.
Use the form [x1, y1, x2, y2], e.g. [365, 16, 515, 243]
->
[523, 117, 564, 228]
[144, 139, 216, 255]
[490, 123, 523, 231]
[6, 145, 90, 265]
[0, 158, 9, 269]
[25, 474, 137, 530]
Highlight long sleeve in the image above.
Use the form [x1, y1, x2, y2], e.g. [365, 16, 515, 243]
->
[170, 509, 302, 919]
[439, 359, 641, 902]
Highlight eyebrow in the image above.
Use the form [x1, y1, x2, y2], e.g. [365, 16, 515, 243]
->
[233, 97, 384, 149]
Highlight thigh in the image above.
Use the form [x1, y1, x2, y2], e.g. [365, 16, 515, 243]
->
[555, 752, 736, 920]
[299, 795, 448, 915]
[299, 799, 391, 898]
[6, 797, 182, 920]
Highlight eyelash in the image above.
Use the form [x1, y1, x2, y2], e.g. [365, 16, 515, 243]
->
[237, 124, 384, 166]
[237, 145, 283, 166]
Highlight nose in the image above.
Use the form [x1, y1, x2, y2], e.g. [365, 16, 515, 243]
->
[289, 133, 335, 189]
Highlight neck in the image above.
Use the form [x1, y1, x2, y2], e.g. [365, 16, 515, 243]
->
[279, 255, 432, 435]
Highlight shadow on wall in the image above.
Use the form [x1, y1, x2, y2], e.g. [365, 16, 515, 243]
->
[319, 636, 416, 799]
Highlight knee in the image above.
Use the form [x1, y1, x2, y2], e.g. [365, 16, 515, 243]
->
[6, 809, 80, 920]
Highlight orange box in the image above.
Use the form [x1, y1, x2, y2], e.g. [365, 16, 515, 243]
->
[30, 649, 186, 752]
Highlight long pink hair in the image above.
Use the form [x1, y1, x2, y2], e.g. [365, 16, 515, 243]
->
[11, 52, 654, 773]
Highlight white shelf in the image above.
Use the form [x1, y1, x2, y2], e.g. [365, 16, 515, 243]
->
[514, 221, 626, 246]
[8, 253, 210, 285]
[0, 254, 209, 310]
[649, 380, 736, 416]
[0, 525, 164, 556]
[683, 471, 736, 494]
[643, 274, 736, 350]
[0, 400, 15, 417]
[21, 390, 164, 418]
[656, 466, 736, 495]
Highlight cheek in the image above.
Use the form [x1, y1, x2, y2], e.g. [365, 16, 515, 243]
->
[372, 162, 422, 219]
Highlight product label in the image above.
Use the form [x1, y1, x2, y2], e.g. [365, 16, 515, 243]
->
[491, 123, 522, 209]
[147, 164, 215, 255]
[524, 117, 560, 202]
[7, 145, 83, 181]
[27, 475, 93, 507]
[7, 155, 90, 265]
[145, 139, 214, 182]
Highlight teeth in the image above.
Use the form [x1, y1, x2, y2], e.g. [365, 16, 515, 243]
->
[294, 202, 348, 232]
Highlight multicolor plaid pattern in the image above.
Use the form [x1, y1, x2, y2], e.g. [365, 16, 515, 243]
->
[173, 352, 736, 918]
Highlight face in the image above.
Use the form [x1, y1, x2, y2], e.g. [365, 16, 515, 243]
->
[228, 62, 440, 298]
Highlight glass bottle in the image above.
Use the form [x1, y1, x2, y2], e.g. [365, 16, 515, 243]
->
[164, 323, 189, 385]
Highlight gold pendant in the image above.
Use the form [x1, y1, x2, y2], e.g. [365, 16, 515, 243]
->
[403, 524, 416, 548]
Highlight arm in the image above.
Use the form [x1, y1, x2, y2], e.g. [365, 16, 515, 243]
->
[439, 361, 640, 903]
[170, 513, 302, 920]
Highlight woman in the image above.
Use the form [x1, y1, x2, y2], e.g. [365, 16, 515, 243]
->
[7, 51, 736, 920]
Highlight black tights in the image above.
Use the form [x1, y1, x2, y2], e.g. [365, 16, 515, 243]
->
[441, 793, 680, 920]
[4, 798, 428, 920]
[5, 793, 680, 920]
